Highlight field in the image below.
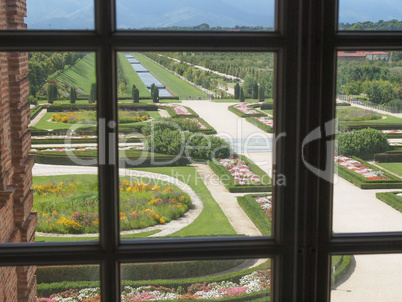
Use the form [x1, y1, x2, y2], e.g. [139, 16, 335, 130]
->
[55, 53, 96, 94]
[133, 53, 207, 98]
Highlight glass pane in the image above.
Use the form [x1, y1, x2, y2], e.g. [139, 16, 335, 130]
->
[333, 50, 402, 233]
[331, 254, 402, 301]
[117, 52, 275, 239]
[116, 0, 275, 31]
[121, 259, 271, 300]
[338, 0, 402, 31]
[24, 0, 95, 30]
[0, 52, 99, 244]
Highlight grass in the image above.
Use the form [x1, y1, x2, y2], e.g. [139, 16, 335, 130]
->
[336, 107, 382, 121]
[261, 109, 274, 116]
[133, 53, 207, 98]
[117, 52, 151, 97]
[377, 163, 402, 177]
[132, 166, 237, 237]
[55, 53, 96, 94]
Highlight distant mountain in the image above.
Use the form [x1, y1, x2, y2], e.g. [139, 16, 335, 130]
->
[25, 0, 274, 30]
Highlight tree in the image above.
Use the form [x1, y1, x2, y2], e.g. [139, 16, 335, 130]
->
[252, 83, 259, 99]
[234, 83, 240, 99]
[341, 81, 363, 96]
[363, 80, 397, 104]
[243, 75, 257, 96]
[133, 88, 139, 103]
[89, 83, 97, 104]
[131, 84, 137, 101]
[239, 88, 245, 102]
[47, 82, 58, 104]
[118, 82, 126, 97]
[69, 87, 77, 104]
[150, 83, 159, 103]
[258, 84, 265, 102]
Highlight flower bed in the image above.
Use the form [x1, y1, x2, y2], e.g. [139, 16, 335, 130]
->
[254, 196, 272, 220]
[50, 110, 149, 124]
[245, 116, 274, 133]
[36, 269, 270, 301]
[334, 155, 402, 189]
[337, 107, 382, 121]
[30, 145, 145, 152]
[155, 103, 199, 117]
[33, 178, 191, 234]
[228, 104, 265, 118]
[208, 155, 271, 193]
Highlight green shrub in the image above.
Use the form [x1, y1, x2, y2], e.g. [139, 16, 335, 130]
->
[376, 191, 402, 213]
[260, 102, 273, 110]
[185, 133, 232, 160]
[374, 153, 402, 162]
[336, 128, 389, 159]
[30, 105, 43, 120]
[142, 117, 199, 135]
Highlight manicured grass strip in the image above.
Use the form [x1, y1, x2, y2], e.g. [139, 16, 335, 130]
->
[132, 166, 237, 237]
[117, 52, 151, 97]
[377, 163, 402, 177]
[376, 191, 402, 213]
[133, 53, 207, 97]
[335, 156, 402, 189]
[35, 230, 160, 242]
[55, 53, 96, 94]
[245, 116, 273, 133]
[238, 194, 271, 236]
[208, 155, 272, 193]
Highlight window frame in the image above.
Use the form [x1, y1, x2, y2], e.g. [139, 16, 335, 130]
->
[0, 0, 402, 301]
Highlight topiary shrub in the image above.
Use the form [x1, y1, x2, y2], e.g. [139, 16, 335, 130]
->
[336, 128, 389, 159]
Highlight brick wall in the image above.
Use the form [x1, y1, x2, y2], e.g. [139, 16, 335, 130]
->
[0, 0, 37, 301]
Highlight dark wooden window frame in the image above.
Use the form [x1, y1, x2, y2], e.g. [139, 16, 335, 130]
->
[1, 0, 402, 301]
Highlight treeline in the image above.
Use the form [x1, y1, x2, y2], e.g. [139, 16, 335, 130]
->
[338, 60, 402, 105]
[28, 52, 86, 97]
[138, 23, 273, 31]
[339, 19, 402, 31]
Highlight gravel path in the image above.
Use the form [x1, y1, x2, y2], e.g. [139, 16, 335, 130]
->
[29, 108, 47, 127]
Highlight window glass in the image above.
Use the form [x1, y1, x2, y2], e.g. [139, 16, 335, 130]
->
[333, 50, 402, 233]
[116, 0, 275, 31]
[338, 0, 402, 31]
[331, 254, 402, 301]
[117, 52, 275, 239]
[121, 259, 272, 300]
[29, 52, 99, 243]
[22, 0, 95, 30]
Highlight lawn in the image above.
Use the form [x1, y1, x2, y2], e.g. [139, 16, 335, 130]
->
[55, 53, 96, 94]
[133, 53, 207, 98]
[261, 109, 274, 116]
[117, 52, 151, 98]
[377, 162, 402, 177]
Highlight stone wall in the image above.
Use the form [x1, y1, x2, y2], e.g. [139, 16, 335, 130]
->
[0, 0, 37, 301]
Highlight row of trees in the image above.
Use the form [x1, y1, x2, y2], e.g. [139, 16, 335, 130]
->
[234, 83, 265, 102]
[46, 82, 96, 104]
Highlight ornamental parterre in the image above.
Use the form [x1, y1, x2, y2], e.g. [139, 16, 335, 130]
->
[255, 117, 273, 127]
[219, 157, 261, 184]
[255, 195, 272, 220]
[334, 155, 389, 180]
[30, 145, 145, 152]
[155, 103, 192, 115]
[36, 269, 271, 301]
[234, 104, 260, 115]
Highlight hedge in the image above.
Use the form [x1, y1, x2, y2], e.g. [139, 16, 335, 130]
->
[260, 102, 273, 110]
[341, 122, 402, 131]
[47, 104, 158, 112]
[36, 260, 245, 284]
[336, 102, 351, 106]
[196, 117, 217, 135]
[159, 105, 199, 118]
[375, 191, 402, 213]
[32, 150, 191, 167]
[335, 156, 402, 189]
[208, 155, 272, 193]
[237, 194, 271, 236]
[374, 153, 402, 162]
[245, 117, 273, 133]
[228, 104, 265, 118]
[30, 105, 43, 120]
[331, 255, 352, 286]
[36, 261, 271, 298]
[384, 133, 402, 139]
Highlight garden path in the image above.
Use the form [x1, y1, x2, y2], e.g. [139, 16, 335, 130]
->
[32, 164, 203, 238]
[29, 108, 47, 127]
[181, 100, 402, 302]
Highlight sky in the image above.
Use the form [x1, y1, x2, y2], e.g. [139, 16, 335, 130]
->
[338, 0, 402, 23]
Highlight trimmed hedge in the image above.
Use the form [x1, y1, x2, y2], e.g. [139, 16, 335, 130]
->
[30, 105, 43, 120]
[376, 191, 402, 213]
[32, 150, 191, 167]
[384, 133, 402, 139]
[374, 153, 402, 162]
[238, 194, 271, 236]
[47, 104, 158, 112]
[228, 104, 265, 118]
[341, 122, 402, 131]
[245, 117, 273, 133]
[336, 102, 351, 106]
[37, 261, 271, 298]
[335, 156, 402, 189]
[159, 105, 199, 118]
[260, 102, 273, 110]
[208, 155, 272, 193]
[331, 255, 352, 286]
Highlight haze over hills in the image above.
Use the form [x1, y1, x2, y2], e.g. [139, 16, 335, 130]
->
[25, 0, 401, 30]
